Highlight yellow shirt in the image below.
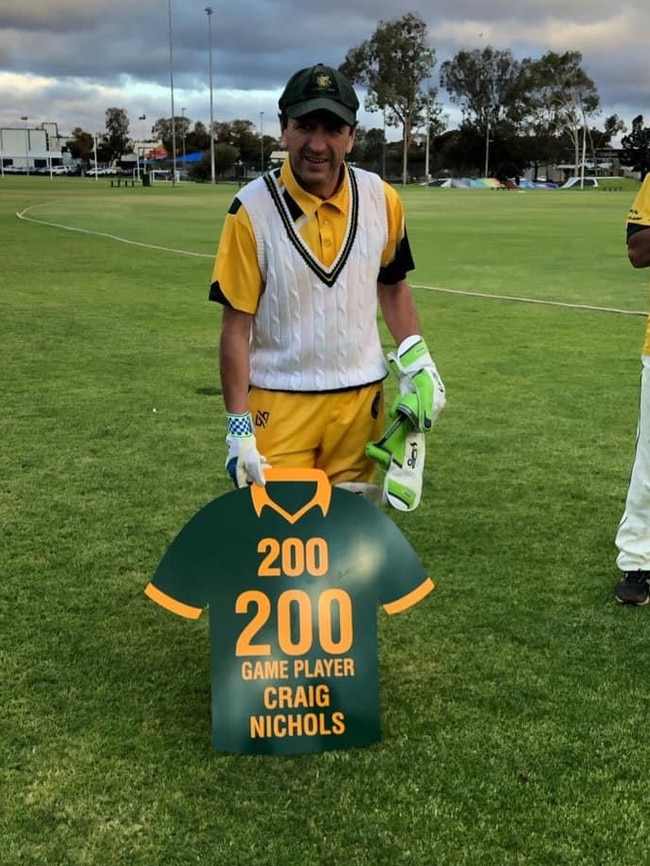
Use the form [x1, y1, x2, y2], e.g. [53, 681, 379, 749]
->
[627, 175, 650, 355]
[211, 159, 409, 315]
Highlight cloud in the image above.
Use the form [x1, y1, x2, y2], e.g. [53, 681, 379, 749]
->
[0, 0, 647, 139]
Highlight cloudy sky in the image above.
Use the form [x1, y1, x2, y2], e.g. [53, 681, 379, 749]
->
[1, 0, 648, 144]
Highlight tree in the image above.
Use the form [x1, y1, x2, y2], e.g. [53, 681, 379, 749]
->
[177, 114, 191, 156]
[67, 127, 94, 166]
[440, 46, 529, 176]
[187, 120, 210, 153]
[152, 116, 196, 158]
[587, 114, 626, 160]
[362, 128, 387, 167]
[215, 120, 260, 166]
[104, 107, 130, 164]
[602, 114, 626, 145]
[214, 142, 238, 178]
[340, 12, 442, 184]
[621, 115, 650, 179]
[525, 51, 600, 175]
[440, 46, 528, 131]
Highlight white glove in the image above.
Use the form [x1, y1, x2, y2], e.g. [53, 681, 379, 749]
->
[226, 434, 269, 487]
[225, 412, 270, 487]
[387, 335, 445, 432]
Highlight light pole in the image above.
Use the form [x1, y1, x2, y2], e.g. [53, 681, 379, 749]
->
[579, 100, 588, 189]
[136, 114, 146, 180]
[422, 102, 433, 183]
[21, 115, 30, 175]
[92, 132, 99, 180]
[259, 110, 264, 174]
[424, 124, 430, 183]
[484, 118, 490, 178]
[205, 6, 216, 185]
[167, 0, 177, 186]
[181, 107, 187, 164]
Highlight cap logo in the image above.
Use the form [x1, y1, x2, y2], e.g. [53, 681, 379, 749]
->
[315, 73, 332, 90]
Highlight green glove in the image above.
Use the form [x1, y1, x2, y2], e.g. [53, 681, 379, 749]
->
[387, 335, 445, 432]
[365, 415, 425, 512]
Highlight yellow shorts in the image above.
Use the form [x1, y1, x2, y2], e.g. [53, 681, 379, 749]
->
[248, 384, 385, 485]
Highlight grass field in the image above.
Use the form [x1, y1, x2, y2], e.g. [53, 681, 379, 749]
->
[2, 175, 650, 866]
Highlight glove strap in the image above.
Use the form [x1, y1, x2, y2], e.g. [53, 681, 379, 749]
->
[389, 335, 433, 377]
[227, 411, 253, 437]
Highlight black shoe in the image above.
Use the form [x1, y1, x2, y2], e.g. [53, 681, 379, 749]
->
[615, 571, 650, 605]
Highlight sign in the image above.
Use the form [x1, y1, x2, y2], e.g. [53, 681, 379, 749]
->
[145, 468, 434, 754]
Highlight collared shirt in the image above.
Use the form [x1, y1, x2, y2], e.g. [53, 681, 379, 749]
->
[627, 173, 650, 239]
[626, 175, 650, 355]
[209, 159, 414, 313]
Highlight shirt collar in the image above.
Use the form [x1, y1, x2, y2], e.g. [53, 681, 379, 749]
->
[280, 158, 349, 215]
[250, 467, 332, 523]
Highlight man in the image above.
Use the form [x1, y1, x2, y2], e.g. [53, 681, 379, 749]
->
[209, 63, 445, 499]
[615, 172, 650, 604]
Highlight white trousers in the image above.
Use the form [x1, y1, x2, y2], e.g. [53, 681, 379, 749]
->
[616, 355, 650, 572]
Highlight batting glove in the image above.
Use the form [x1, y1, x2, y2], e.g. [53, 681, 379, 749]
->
[387, 335, 445, 432]
[366, 415, 425, 511]
[225, 412, 270, 488]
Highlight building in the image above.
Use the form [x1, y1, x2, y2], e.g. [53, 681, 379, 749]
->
[0, 122, 66, 172]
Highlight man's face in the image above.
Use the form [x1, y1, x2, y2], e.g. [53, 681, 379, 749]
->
[282, 111, 356, 199]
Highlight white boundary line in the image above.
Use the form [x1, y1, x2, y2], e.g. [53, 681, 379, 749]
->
[15, 203, 213, 259]
[16, 203, 648, 317]
[412, 283, 648, 318]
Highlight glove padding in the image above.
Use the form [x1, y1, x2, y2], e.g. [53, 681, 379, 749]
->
[387, 335, 445, 432]
[226, 433, 270, 488]
[366, 416, 425, 512]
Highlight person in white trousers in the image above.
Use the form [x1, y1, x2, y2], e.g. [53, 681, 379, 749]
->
[615, 172, 650, 604]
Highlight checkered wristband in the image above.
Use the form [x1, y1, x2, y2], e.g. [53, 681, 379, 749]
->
[227, 412, 253, 437]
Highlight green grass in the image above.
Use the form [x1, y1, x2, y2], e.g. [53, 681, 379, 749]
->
[2, 175, 649, 866]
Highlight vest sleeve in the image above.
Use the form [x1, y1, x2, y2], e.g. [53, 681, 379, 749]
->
[378, 182, 415, 283]
[209, 205, 264, 314]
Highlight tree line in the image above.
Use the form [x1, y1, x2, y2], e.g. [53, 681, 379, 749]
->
[65, 12, 650, 181]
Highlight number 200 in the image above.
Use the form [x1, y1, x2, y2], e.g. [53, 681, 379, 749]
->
[234, 537, 352, 657]
[235, 589, 353, 656]
[258, 536, 328, 577]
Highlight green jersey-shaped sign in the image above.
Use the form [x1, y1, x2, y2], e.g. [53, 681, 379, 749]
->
[145, 468, 434, 755]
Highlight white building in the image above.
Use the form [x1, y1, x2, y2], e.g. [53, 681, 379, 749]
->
[0, 122, 65, 171]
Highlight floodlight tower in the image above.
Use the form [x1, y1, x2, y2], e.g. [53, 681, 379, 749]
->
[136, 114, 147, 180]
[167, 0, 178, 186]
[205, 6, 216, 185]
[21, 115, 30, 174]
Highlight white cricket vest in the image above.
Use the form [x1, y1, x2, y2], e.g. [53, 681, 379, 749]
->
[238, 166, 389, 391]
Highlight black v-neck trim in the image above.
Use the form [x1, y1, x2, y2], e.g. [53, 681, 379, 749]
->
[263, 167, 359, 287]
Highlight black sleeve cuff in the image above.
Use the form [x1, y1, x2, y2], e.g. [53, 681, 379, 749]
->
[627, 223, 650, 242]
[377, 228, 415, 284]
[208, 281, 232, 305]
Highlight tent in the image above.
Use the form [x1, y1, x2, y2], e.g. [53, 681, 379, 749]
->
[560, 176, 598, 189]
[176, 152, 203, 164]
[518, 179, 559, 189]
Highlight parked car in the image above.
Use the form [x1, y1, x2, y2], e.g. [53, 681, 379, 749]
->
[85, 166, 114, 177]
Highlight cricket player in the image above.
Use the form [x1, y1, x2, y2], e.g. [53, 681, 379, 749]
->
[208, 63, 445, 504]
[615, 173, 650, 604]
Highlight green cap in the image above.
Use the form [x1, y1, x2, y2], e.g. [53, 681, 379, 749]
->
[279, 64, 359, 126]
